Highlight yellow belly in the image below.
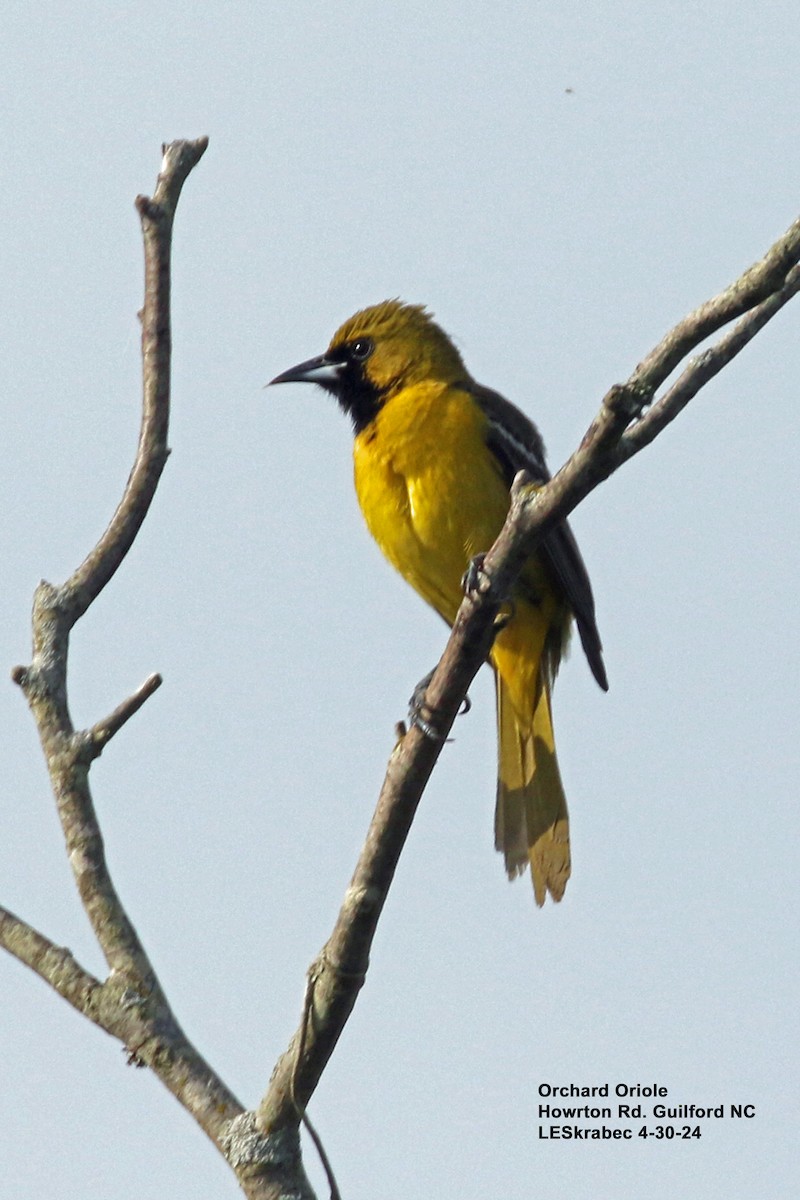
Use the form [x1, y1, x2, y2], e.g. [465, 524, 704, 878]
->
[353, 381, 507, 622]
[353, 380, 565, 723]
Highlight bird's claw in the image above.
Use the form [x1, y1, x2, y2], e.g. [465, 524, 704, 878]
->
[408, 670, 446, 740]
[463, 553, 514, 633]
[461, 553, 491, 597]
[407, 669, 471, 741]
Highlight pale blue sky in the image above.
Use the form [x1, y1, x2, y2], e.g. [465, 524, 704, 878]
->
[2, 3, 798, 1198]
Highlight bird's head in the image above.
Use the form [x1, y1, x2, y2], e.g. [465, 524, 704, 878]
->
[269, 299, 469, 432]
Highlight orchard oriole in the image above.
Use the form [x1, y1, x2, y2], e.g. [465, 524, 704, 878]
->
[271, 300, 607, 904]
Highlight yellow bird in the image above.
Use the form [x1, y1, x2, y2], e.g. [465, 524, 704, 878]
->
[271, 300, 607, 904]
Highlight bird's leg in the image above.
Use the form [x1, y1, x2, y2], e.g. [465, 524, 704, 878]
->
[407, 670, 471, 742]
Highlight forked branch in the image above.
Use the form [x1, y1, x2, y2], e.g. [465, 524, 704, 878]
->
[4, 136, 254, 1165]
[4, 136, 321, 1200]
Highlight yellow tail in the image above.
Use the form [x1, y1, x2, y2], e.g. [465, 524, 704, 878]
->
[494, 672, 570, 906]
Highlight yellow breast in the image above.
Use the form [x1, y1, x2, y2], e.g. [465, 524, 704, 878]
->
[352, 381, 510, 624]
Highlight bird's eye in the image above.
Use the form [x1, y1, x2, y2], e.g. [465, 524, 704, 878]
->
[351, 338, 373, 361]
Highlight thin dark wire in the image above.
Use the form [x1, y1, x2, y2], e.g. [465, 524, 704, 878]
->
[291, 973, 342, 1200]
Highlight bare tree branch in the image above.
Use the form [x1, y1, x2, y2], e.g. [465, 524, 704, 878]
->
[5, 136, 323, 1200]
[7, 134, 253, 1142]
[66, 143, 206, 621]
[258, 210, 800, 1137]
[11, 139, 207, 984]
[6, 138, 797, 1200]
[85, 671, 163, 758]
[629, 213, 800, 394]
[621, 261, 800, 459]
[0, 905, 101, 1013]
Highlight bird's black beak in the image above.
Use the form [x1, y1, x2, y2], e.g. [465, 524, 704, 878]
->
[268, 354, 344, 388]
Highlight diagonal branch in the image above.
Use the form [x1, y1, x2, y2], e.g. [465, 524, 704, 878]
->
[258, 209, 800, 1136]
[621, 261, 800, 460]
[0, 905, 101, 1014]
[85, 672, 163, 758]
[629, 213, 800, 394]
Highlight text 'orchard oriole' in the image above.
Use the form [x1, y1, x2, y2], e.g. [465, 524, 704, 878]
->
[271, 300, 607, 904]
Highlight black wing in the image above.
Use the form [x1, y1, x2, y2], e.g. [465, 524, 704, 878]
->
[468, 382, 608, 691]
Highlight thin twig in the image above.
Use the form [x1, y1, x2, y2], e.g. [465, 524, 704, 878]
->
[621, 262, 800, 459]
[65, 138, 208, 622]
[86, 672, 163, 757]
[630, 213, 800, 393]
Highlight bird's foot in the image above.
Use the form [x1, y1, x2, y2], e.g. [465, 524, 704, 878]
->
[461, 553, 491, 597]
[462, 553, 513, 630]
[408, 669, 471, 741]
